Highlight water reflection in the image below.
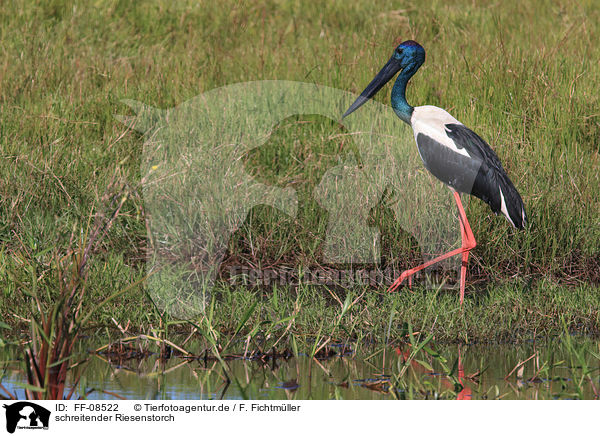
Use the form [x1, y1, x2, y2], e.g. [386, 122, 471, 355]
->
[1, 339, 598, 400]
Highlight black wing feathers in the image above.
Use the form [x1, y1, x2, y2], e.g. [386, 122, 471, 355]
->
[417, 123, 527, 229]
[416, 133, 481, 194]
[444, 124, 504, 170]
[446, 123, 526, 229]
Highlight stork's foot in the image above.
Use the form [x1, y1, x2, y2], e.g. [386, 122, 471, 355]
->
[385, 192, 475, 304]
[387, 270, 417, 293]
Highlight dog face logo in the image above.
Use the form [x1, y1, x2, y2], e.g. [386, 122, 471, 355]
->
[2, 402, 50, 433]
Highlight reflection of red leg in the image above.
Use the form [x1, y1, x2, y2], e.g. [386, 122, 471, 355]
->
[396, 345, 472, 399]
[456, 348, 472, 400]
[387, 191, 476, 304]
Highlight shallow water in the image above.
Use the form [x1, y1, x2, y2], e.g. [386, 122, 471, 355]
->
[1, 339, 598, 400]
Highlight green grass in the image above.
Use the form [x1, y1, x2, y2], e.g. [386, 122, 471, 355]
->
[0, 0, 599, 344]
[163, 280, 600, 347]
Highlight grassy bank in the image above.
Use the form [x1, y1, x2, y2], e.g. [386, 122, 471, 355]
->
[130, 280, 600, 348]
[0, 0, 599, 344]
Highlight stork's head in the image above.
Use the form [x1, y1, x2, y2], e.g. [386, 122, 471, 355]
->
[343, 40, 425, 118]
[393, 40, 425, 69]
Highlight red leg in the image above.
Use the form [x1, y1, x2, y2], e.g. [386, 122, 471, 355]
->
[459, 250, 469, 305]
[387, 191, 476, 304]
[455, 191, 476, 304]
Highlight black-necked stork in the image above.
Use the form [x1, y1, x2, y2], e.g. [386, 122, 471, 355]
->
[343, 40, 527, 304]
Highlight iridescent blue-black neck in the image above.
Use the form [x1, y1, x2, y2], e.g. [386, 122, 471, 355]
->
[391, 62, 421, 125]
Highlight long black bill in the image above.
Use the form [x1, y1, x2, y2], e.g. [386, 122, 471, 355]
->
[342, 56, 402, 118]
